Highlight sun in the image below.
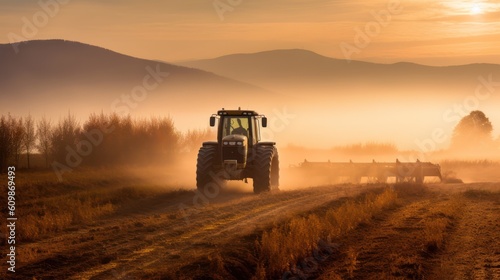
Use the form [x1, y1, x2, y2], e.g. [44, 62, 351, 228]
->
[471, 4, 483, 15]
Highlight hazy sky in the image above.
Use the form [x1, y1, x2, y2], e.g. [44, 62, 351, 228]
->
[1, 0, 500, 65]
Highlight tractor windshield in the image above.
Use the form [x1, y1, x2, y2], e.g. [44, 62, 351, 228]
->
[223, 117, 250, 138]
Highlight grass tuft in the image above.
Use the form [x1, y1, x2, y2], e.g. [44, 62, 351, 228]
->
[345, 247, 358, 278]
[255, 187, 398, 278]
[0, 168, 173, 242]
[423, 218, 448, 252]
[422, 194, 463, 253]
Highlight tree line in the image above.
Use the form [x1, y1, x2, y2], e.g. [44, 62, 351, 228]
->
[1, 110, 499, 172]
[0, 113, 214, 171]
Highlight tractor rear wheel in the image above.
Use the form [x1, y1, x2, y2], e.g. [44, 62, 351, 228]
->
[253, 145, 279, 194]
[196, 145, 218, 191]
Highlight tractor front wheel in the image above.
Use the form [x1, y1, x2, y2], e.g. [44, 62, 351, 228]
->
[253, 145, 279, 194]
[196, 145, 219, 191]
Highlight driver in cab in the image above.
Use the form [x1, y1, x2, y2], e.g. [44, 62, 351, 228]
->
[231, 119, 248, 137]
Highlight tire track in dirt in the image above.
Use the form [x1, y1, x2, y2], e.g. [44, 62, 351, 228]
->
[433, 194, 500, 279]
[78, 185, 371, 279]
[318, 185, 500, 280]
[11, 184, 371, 279]
[317, 189, 440, 279]
[8, 191, 202, 279]
[350, 199, 433, 278]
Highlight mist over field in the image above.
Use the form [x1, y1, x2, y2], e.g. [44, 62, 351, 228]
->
[1, 40, 500, 159]
[2, 0, 500, 278]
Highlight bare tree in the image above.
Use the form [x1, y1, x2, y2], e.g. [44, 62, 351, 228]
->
[0, 115, 24, 169]
[10, 116, 25, 166]
[37, 116, 53, 168]
[51, 113, 80, 163]
[181, 128, 215, 153]
[0, 115, 13, 171]
[23, 114, 36, 169]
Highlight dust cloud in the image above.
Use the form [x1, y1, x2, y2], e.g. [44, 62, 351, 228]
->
[4, 41, 500, 188]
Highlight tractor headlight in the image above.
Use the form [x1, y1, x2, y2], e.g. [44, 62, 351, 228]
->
[223, 141, 229, 145]
[236, 142, 243, 146]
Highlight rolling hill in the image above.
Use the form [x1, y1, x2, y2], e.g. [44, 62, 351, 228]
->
[2, 40, 499, 148]
[179, 49, 500, 95]
[0, 40, 269, 119]
[179, 49, 500, 148]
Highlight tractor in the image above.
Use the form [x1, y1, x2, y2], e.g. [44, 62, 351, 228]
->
[196, 108, 279, 194]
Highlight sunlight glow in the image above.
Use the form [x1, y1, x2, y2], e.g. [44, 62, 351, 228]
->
[471, 4, 483, 15]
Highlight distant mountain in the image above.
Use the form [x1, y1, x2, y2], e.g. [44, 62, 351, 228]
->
[179, 49, 500, 95]
[2, 41, 499, 150]
[0, 40, 268, 118]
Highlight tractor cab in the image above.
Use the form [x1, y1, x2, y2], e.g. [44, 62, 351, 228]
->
[210, 109, 267, 146]
[198, 108, 279, 194]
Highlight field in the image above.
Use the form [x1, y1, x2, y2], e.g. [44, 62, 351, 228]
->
[3, 3, 500, 279]
[1, 164, 499, 280]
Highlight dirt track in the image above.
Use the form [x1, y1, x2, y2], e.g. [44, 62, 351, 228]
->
[434, 186, 500, 279]
[316, 183, 500, 280]
[7, 183, 500, 279]
[10, 184, 369, 279]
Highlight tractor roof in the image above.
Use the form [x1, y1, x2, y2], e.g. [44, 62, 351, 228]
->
[217, 109, 259, 116]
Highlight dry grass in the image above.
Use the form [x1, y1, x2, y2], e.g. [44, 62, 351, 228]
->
[252, 263, 267, 280]
[345, 247, 359, 278]
[0, 167, 177, 242]
[423, 218, 448, 252]
[17, 187, 133, 241]
[208, 252, 232, 280]
[393, 183, 428, 197]
[387, 253, 424, 279]
[320, 271, 343, 280]
[432, 262, 456, 280]
[255, 187, 398, 278]
[463, 188, 500, 200]
[422, 194, 463, 252]
[17, 246, 44, 265]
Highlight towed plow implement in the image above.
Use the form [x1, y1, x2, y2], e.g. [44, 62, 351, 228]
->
[296, 159, 442, 184]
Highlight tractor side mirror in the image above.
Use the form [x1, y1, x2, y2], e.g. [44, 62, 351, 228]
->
[262, 117, 268, 127]
[209, 116, 216, 127]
